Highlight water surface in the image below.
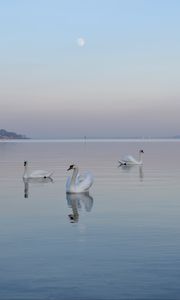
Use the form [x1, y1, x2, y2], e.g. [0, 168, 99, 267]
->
[0, 140, 180, 299]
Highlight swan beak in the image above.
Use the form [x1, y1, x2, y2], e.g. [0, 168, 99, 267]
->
[67, 166, 73, 171]
[67, 164, 74, 171]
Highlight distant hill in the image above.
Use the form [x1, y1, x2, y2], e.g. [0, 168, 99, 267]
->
[0, 129, 28, 139]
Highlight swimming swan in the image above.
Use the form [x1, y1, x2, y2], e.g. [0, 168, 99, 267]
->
[119, 149, 144, 166]
[23, 161, 53, 179]
[66, 164, 93, 193]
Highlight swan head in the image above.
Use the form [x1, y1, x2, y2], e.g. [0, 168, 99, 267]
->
[139, 149, 144, 154]
[24, 161, 28, 166]
[67, 164, 77, 171]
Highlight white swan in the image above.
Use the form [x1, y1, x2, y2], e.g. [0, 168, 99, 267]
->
[66, 164, 93, 193]
[23, 161, 53, 179]
[119, 149, 144, 166]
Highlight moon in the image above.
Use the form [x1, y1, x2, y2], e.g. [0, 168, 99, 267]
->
[77, 37, 86, 47]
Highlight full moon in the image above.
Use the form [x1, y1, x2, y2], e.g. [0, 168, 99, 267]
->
[77, 37, 86, 47]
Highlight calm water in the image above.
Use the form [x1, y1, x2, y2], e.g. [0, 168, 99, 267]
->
[0, 140, 180, 300]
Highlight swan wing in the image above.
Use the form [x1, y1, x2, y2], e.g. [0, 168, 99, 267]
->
[123, 155, 137, 163]
[77, 174, 86, 183]
[25, 177, 53, 184]
[30, 169, 53, 178]
[123, 155, 134, 162]
[76, 172, 94, 192]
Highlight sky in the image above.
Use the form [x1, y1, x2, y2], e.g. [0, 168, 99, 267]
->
[0, 0, 180, 138]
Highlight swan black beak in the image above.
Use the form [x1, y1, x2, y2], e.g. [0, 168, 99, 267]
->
[67, 164, 74, 171]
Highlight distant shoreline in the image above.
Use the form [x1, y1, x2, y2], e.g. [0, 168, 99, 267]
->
[1, 137, 180, 142]
[1, 129, 180, 141]
[0, 137, 30, 140]
[0, 129, 28, 140]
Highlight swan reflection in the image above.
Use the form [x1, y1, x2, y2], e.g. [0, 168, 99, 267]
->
[118, 164, 144, 180]
[23, 177, 53, 198]
[66, 193, 94, 223]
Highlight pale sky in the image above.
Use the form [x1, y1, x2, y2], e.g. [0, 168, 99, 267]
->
[0, 0, 180, 138]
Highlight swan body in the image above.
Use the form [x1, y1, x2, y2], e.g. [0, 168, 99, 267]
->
[66, 164, 93, 193]
[119, 149, 144, 166]
[23, 161, 53, 179]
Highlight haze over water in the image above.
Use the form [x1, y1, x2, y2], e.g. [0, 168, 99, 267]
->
[0, 139, 180, 299]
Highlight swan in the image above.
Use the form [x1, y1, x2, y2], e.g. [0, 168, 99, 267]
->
[23, 161, 53, 179]
[66, 164, 93, 193]
[119, 149, 144, 166]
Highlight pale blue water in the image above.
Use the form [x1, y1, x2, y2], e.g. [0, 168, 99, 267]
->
[0, 140, 180, 300]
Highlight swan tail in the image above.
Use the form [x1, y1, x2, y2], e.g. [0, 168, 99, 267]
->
[48, 171, 54, 178]
[118, 160, 126, 166]
[43, 171, 54, 178]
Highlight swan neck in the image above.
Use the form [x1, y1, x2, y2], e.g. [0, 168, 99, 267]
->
[70, 167, 79, 185]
